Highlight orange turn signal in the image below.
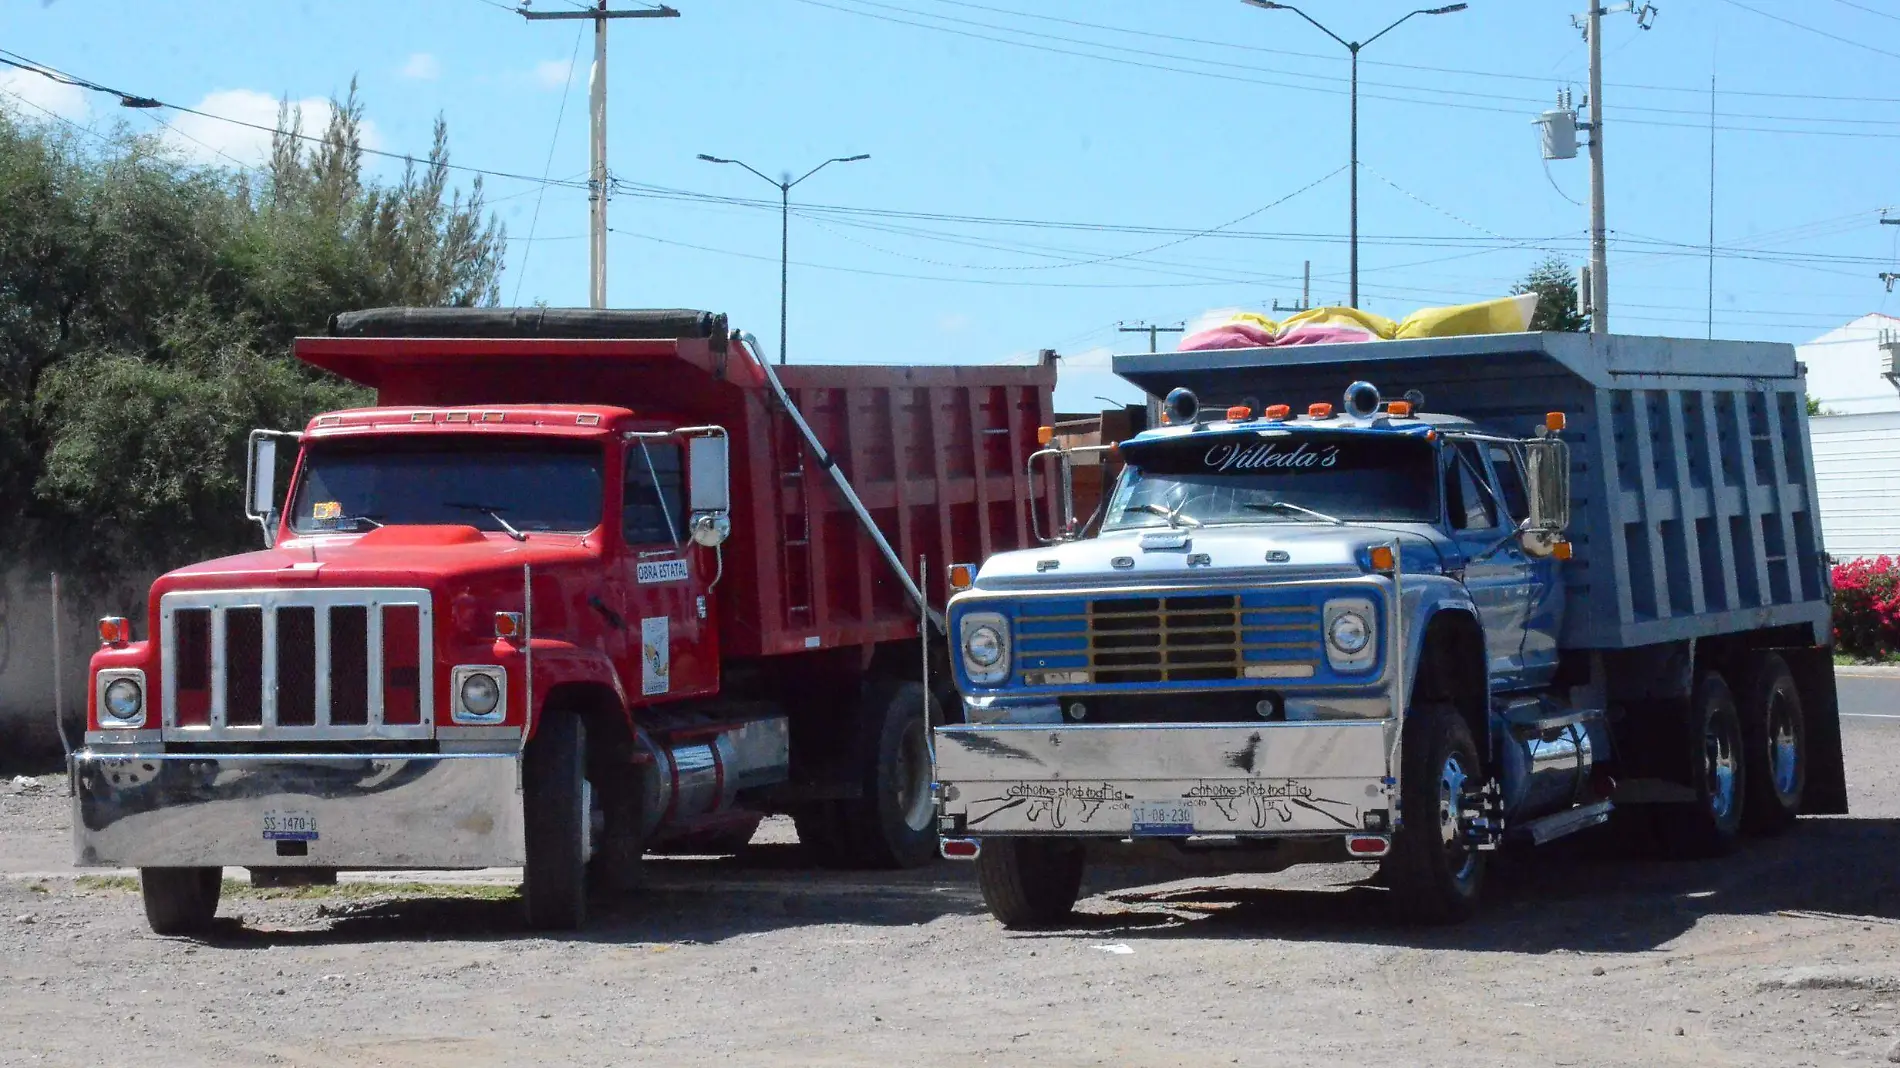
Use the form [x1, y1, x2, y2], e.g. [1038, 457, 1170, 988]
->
[98, 616, 129, 645]
[1226, 405, 1253, 421]
[1369, 546, 1397, 572]
[495, 612, 524, 640]
[1553, 540, 1574, 561]
[1264, 404, 1291, 421]
[1386, 400, 1413, 417]
[948, 563, 976, 590]
[1037, 425, 1054, 445]
[1308, 403, 1334, 419]
[1546, 411, 1567, 432]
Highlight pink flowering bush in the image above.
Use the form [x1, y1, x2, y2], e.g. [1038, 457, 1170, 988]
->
[1832, 555, 1900, 659]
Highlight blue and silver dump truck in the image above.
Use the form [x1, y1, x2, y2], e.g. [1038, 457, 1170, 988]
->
[934, 332, 1846, 925]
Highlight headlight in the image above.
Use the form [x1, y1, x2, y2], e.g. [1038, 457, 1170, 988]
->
[451, 666, 507, 724]
[966, 625, 1004, 667]
[103, 678, 143, 721]
[1322, 598, 1378, 673]
[1328, 611, 1371, 655]
[958, 611, 1010, 686]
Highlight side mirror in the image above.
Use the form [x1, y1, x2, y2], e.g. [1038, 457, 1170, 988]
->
[245, 429, 296, 548]
[686, 430, 730, 546]
[1523, 436, 1571, 534]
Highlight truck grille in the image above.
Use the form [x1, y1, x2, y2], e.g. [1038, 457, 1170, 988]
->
[1014, 591, 1324, 685]
[159, 588, 434, 741]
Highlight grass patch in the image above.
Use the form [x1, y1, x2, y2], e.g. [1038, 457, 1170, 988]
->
[74, 874, 518, 902]
[1835, 653, 1900, 667]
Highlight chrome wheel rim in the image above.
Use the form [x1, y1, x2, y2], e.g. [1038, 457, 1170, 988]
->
[1704, 709, 1741, 822]
[895, 720, 935, 833]
[1767, 696, 1800, 799]
[1437, 752, 1478, 884]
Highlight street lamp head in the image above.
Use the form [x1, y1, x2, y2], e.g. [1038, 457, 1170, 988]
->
[1242, 1, 1289, 8]
[1423, 3, 1467, 12]
[838, 154, 871, 163]
[696, 153, 731, 163]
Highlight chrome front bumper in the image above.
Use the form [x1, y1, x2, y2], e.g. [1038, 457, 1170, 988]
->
[72, 749, 525, 869]
[934, 721, 1395, 837]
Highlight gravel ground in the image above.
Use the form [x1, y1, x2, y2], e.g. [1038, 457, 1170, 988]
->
[0, 708, 1896, 1068]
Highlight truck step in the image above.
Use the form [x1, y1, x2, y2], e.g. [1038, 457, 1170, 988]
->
[1511, 799, 1613, 847]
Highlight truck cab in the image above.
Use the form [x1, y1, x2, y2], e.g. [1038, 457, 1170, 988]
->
[936, 333, 1847, 927]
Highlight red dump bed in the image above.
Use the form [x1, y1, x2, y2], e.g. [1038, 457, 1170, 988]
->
[295, 308, 1054, 659]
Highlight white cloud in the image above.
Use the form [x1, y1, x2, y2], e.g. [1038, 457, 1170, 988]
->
[534, 58, 575, 89]
[0, 67, 89, 122]
[156, 89, 383, 168]
[400, 52, 441, 81]
[1186, 307, 1246, 335]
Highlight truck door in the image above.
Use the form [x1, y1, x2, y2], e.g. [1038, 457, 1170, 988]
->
[615, 438, 717, 701]
[1485, 443, 1562, 688]
[1443, 441, 1533, 687]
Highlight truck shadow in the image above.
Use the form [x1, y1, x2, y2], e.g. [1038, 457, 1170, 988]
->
[1052, 816, 1900, 954]
[194, 843, 987, 948]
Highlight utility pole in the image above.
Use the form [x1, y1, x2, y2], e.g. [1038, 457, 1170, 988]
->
[1880, 217, 1900, 291]
[521, 1, 681, 309]
[1571, 1, 1656, 334]
[1119, 321, 1184, 353]
[1273, 260, 1313, 313]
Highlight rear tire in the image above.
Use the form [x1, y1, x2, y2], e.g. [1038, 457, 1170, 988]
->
[140, 867, 221, 935]
[1739, 653, 1805, 835]
[1381, 704, 1485, 924]
[523, 712, 588, 930]
[836, 680, 939, 869]
[975, 837, 1086, 929]
[1654, 671, 1746, 858]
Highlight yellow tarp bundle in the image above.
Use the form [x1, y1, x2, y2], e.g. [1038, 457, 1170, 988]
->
[1180, 293, 1539, 351]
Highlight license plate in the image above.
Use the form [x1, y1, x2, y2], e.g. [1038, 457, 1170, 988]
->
[1130, 800, 1194, 836]
[262, 810, 319, 842]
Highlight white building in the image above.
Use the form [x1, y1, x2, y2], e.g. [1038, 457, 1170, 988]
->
[1797, 314, 1900, 560]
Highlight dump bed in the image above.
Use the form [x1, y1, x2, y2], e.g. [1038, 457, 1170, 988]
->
[1115, 332, 1829, 651]
[297, 308, 1054, 659]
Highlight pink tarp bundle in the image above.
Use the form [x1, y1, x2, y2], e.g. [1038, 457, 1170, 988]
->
[1177, 294, 1540, 352]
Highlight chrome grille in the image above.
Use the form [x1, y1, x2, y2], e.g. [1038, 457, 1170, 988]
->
[1015, 591, 1324, 685]
[160, 588, 434, 741]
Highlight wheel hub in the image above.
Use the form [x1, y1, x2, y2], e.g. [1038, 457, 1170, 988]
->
[895, 720, 935, 833]
[1704, 711, 1740, 821]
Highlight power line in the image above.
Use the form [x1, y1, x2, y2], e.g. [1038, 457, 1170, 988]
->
[512, 18, 589, 304]
[1827, 0, 1900, 23]
[1715, 0, 1900, 62]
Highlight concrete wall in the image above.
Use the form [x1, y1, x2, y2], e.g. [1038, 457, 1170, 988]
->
[0, 568, 152, 761]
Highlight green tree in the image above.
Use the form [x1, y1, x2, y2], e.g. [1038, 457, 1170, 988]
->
[1513, 255, 1589, 332]
[0, 83, 506, 580]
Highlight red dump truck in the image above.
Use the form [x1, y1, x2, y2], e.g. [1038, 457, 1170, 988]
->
[72, 308, 1052, 932]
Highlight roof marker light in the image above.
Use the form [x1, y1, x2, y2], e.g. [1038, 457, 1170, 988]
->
[576, 413, 602, 427]
[410, 412, 431, 423]
[1264, 404, 1291, 421]
[1308, 403, 1334, 419]
[1226, 405, 1253, 421]
[1386, 400, 1413, 417]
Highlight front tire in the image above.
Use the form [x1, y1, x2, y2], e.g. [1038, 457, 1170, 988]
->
[837, 680, 939, 869]
[523, 712, 588, 931]
[975, 837, 1086, 929]
[1382, 704, 1485, 924]
[1654, 671, 1746, 857]
[140, 867, 221, 935]
[1739, 653, 1805, 835]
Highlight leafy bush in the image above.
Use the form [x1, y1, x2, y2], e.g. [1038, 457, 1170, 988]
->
[0, 83, 504, 580]
[1831, 555, 1900, 659]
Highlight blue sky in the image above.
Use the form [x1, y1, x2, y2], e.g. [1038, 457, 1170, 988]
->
[5, 0, 1900, 410]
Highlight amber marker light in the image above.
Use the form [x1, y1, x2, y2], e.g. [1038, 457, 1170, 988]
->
[98, 616, 129, 645]
[948, 563, 976, 591]
[1547, 411, 1567, 432]
[1387, 400, 1413, 417]
[495, 612, 524, 640]
[1264, 404, 1291, 420]
[1369, 546, 1397, 572]
[1308, 403, 1334, 418]
[1226, 405, 1253, 421]
[1553, 541, 1575, 561]
[1037, 425, 1054, 445]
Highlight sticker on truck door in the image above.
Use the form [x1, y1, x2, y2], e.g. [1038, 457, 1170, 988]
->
[641, 616, 670, 695]
[636, 559, 689, 584]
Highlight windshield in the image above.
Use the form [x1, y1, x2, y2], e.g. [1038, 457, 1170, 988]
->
[1102, 431, 1438, 530]
[289, 436, 604, 535]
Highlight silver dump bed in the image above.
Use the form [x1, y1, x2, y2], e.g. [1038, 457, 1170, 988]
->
[1115, 332, 1829, 651]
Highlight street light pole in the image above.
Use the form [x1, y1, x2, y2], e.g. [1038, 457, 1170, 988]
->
[1242, 2, 1467, 309]
[697, 153, 871, 364]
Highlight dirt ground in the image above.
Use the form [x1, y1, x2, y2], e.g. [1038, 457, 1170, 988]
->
[1, 700, 1896, 1068]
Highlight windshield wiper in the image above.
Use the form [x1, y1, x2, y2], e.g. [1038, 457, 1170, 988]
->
[1123, 502, 1203, 529]
[445, 502, 527, 542]
[1243, 501, 1345, 525]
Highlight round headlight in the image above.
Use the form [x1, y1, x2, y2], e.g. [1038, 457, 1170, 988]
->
[1328, 611, 1371, 656]
[103, 678, 143, 722]
[460, 672, 501, 716]
[965, 624, 1004, 668]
